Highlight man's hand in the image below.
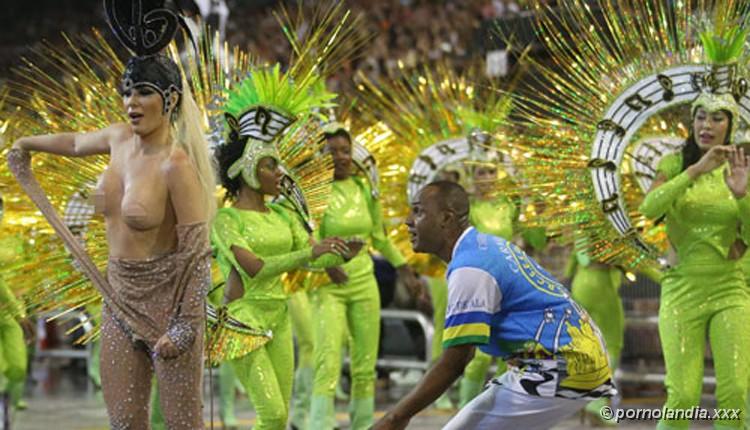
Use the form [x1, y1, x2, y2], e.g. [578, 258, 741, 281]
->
[373, 413, 410, 430]
[154, 334, 179, 359]
[375, 343, 475, 427]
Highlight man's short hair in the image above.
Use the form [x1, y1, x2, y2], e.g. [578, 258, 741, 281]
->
[422, 180, 470, 220]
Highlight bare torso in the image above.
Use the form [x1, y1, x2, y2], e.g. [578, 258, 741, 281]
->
[93, 125, 178, 259]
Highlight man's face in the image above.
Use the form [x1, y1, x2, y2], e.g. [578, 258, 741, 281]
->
[405, 187, 443, 254]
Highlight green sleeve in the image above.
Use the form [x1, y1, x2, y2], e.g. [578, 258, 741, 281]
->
[564, 252, 578, 280]
[366, 185, 406, 268]
[521, 226, 548, 252]
[639, 154, 691, 220]
[277, 204, 345, 269]
[211, 208, 314, 281]
[737, 194, 750, 245]
[639, 265, 664, 283]
[0, 279, 24, 320]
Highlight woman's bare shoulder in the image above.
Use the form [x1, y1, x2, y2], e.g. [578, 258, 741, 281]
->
[106, 123, 132, 140]
[163, 147, 198, 186]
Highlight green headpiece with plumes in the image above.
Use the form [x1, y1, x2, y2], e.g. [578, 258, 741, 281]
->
[224, 65, 336, 189]
[691, 9, 750, 143]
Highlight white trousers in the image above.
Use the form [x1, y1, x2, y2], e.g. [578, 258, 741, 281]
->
[443, 381, 588, 430]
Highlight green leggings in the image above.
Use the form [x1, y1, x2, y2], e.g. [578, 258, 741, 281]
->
[233, 315, 294, 430]
[571, 265, 623, 371]
[0, 319, 27, 407]
[658, 265, 750, 429]
[309, 273, 380, 430]
[571, 265, 623, 418]
[289, 291, 315, 430]
[428, 277, 447, 364]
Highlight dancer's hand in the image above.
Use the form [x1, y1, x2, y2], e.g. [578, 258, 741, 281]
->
[18, 318, 35, 345]
[373, 413, 409, 430]
[725, 146, 750, 198]
[343, 238, 365, 260]
[325, 266, 349, 284]
[397, 265, 422, 297]
[6, 147, 31, 178]
[313, 237, 349, 259]
[687, 145, 731, 178]
[154, 334, 179, 359]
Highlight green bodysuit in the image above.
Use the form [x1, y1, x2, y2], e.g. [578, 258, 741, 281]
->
[566, 250, 623, 421]
[455, 196, 516, 406]
[309, 176, 406, 430]
[640, 153, 750, 429]
[0, 234, 28, 409]
[211, 203, 342, 430]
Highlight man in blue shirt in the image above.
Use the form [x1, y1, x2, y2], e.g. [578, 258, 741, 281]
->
[374, 181, 615, 430]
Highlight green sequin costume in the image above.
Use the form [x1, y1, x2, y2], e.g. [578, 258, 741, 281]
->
[566, 250, 623, 422]
[0, 234, 27, 409]
[640, 153, 750, 429]
[309, 176, 406, 430]
[211, 203, 342, 430]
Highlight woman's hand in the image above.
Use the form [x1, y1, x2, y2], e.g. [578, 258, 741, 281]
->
[687, 145, 731, 179]
[397, 265, 422, 297]
[342, 238, 365, 260]
[6, 147, 31, 178]
[11, 138, 27, 151]
[154, 334, 179, 360]
[312, 237, 350, 259]
[17, 318, 36, 345]
[724, 146, 750, 198]
[325, 266, 349, 285]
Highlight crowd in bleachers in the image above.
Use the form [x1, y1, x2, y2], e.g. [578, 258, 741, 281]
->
[0, 0, 551, 92]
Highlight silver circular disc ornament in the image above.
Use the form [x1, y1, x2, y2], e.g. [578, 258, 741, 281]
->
[589, 63, 750, 254]
[629, 136, 685, 192]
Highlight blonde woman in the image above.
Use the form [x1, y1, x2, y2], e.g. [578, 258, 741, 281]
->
[7, 2, 215, 428]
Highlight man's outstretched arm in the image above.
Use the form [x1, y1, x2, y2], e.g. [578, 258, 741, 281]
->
[373, 343, 476, 430]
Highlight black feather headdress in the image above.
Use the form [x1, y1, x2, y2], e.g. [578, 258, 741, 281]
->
[104, 0, 183, 114]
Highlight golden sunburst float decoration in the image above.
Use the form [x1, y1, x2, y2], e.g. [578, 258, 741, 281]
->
[351, 60, 524, 276]
[505, 0, 750, 272]
[0, 28, 250, 324]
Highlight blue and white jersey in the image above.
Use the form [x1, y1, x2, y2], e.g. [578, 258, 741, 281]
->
[444, 227, 614, 398]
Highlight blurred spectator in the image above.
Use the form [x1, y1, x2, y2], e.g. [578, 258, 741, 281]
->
[1, 0, 542, 92]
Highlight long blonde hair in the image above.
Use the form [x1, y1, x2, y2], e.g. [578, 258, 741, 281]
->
[172, 82, 217, 219]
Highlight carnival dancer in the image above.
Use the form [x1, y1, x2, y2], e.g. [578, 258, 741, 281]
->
[212, 100, 356, 430]
[308, 124, 421, 430]
[208, 7, 369, 426]
[6, 1, 216, 427]
[0, 194, 32, 416]
[640, 93, 750, 429]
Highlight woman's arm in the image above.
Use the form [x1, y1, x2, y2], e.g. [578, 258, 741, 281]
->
[212, 209, 341, 281]
[166, 148, 207, 225]
[156, 148, 211, 358]
[638, 172, 690, 219]
[13, 124, 120, 156]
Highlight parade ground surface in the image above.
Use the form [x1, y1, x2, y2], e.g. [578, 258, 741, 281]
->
[11, 362, 720, 429]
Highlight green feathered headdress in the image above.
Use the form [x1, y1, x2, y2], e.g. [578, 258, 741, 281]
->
[224, 64, 336, 122]
[697, 5, 750, 65]
[223, 66, 336, 189]
[692, 6, 750, 143]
